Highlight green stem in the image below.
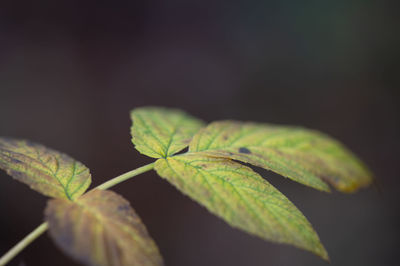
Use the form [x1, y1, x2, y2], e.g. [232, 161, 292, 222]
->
[0, 222, 48, 266]
[95, 162, 155, 190]
[0, 162, 156, 265]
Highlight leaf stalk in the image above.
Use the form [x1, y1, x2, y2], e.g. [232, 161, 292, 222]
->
[95, 162, 155, 190]
[0, 222, 48, 266]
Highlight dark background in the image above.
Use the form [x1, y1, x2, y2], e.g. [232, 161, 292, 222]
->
[0, 1, 399, 266]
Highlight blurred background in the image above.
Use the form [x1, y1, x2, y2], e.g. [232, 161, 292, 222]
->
[0, 1, 399, 265]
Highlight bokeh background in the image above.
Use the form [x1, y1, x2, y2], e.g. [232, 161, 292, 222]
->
[0, 1, 399, 266]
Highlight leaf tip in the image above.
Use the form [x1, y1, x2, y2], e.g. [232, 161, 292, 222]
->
[319, 246, 330, 262]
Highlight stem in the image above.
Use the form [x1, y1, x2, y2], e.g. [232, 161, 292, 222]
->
[0, 162, 156, 265]
[0, 222, 48, 266]
[95, 162, 155, 190]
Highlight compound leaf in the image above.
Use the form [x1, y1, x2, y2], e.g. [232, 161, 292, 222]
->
[189, 121, 372, 192]
[155, 154, 329, 260]
[130, 107, 204, 158]
[45, 189, 163, 266]
[0, 138, 91, 200]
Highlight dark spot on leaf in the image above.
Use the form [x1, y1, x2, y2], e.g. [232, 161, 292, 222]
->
[10, 158, 22, 164]
[238, 147, 251, 154]
[118, 204, 130, 212]
[9, 170, 25, 179]
[25, 140, 36, 147]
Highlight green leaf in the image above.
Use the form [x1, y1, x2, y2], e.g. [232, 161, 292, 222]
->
[189, 121, 372, 192]
[155, 154, 329, 260]
[130, 107, 205, 158]
[0, 138, 91, 200]
[45, 189, 163, 266]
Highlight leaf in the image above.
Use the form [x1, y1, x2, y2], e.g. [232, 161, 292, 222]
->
[130, 107, 205, 158]
[0, 138, 91, 200]
[189, 121, 372, 192]
[155, 154, 329, 260]
[45, 189, 163, 266]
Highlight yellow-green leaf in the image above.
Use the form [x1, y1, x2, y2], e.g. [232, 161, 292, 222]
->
[155, 154, 329, 260]
[45, 189, 163, 266]
[189, 121, 372, 192]
[130, 107, 205, 158]
[0, 138, 91, 200]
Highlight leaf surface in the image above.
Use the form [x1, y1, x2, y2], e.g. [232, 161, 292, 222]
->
[0, 138, 91, 200]
[131, 107, 204, 158]
[155, 154, 328, 259]
[189, 121, 372, 192]
[45, 189, 163, 266]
